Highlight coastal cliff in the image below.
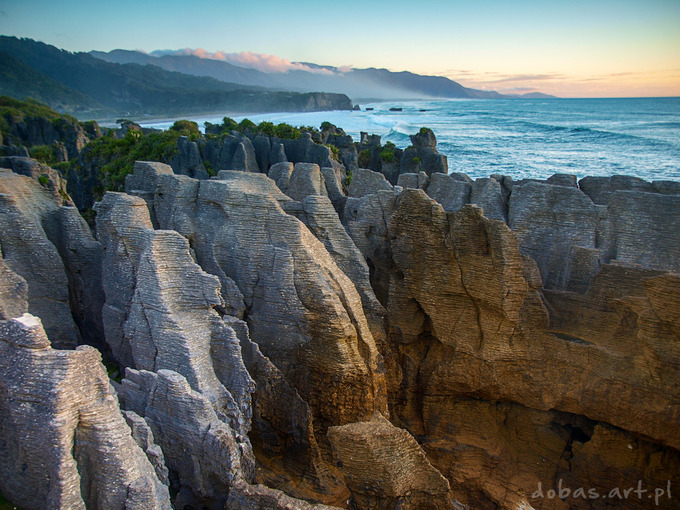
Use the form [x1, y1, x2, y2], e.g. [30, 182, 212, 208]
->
[1, 112, 679, 509]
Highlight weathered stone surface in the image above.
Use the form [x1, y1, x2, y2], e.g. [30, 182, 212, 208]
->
[123, 410, 170, 487]
[601, 190, 680, 272]
[121, 368, 252, 506]
[0, 168, 80, 347]
[226, 481, 343, 510]
[508, 181, 599, 289]
[420, 398, 680, 510]
[470, 177, 506, 221]
[172, 136, 208, 179]
[233, 316, 348, 505]
[269, 161, 295, 193]
[96, 191, 255, 438]
[426, 172, 470, 212]
[397, 171, 429, 190]
[0, 314, 170, 510]
[319, 165, 347, 212]
[125, 161, 175, 228]
[399, 130, 447, 176]
[579, 175, 654, 205]
[348, 168, 393, 198]
[252, 134, 272, 172]
[343, 185, 680, 508]
[44, 205, 105, 350]
[547, 173, 577, 187]
[0, 248, 28, 320]
[328, 413, 455, 510]
[286, 194, 386, 344]
[285, 163, 328, 201]
[232, 137, 260, 173]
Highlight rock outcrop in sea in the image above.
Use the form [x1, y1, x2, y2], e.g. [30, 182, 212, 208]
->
[0, 121, 679, 510]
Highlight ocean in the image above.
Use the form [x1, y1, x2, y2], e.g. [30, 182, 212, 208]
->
[140, 97, 680, 182]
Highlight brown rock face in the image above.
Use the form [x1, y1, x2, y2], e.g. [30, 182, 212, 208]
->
[344, 186, 680, 509]
[328, 413, 455, 510]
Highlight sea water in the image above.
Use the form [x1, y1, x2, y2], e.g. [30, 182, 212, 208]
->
[140, 97, 680, 182]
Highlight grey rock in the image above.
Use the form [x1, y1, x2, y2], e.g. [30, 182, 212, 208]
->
[426, 173, 470, 212]
[121, 368, 252, 505]
[348, 168, 393, 198]
[268, 162, 295, 193]
[172, 136, 208, 179]
[0, 314, 171, 510]
[470, 177, 507, 221]
[232, 138, 259, 172]
[125, 161, 174, 228]
[96, 192, 255, 436]
[653, 180, 680, 194]
[0, 169, 80, 347]
[269, 141, 288, 165]
[603, 190, 680, 272]
[579, 175, 654, 205]
[397, 171, 429, 190]
[449, 172, 473, 183]
[43, 206, 105, 350]
[547, 173, 578, 187]
[252, 135, 271, 172]
[508, 181, 598, 289]
[0, 245, 28, 320]
[285, 163, 327, 201]
[320, 165, 347, 212]
[123, 410, 170, 486]
[288, 194, 386, 343]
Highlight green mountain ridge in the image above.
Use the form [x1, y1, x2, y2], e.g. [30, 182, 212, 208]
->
[0, 37, 354, 120]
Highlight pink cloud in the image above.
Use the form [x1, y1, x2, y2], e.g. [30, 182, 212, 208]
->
[167, 48, 336, 75]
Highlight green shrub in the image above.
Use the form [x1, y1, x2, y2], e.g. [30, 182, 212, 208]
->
[419, 127, 431, 135]
[169, 120, 201, 140]
[379, 148, 395, 163]
[238, 118, 257, 132]
[257, 121, 275, 137]
[325, 144, 340, 160]
[412, 157, 421, 165]
[273, 123, 301, 140]
[38, 174, 49, 186]
[320, 121, 335, 131]
[29, 145, 54, 164]
[358, 148, 371, 168]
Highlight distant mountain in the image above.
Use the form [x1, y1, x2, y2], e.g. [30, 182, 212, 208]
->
[0, 37, 354, 119]
[517, 92, 557, 99]
[0, 51, 104, 115]
[89, 49, 506, 100]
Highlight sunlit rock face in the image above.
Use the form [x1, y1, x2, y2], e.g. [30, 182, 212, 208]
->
[0, 314, 171, 510]
[344, 183, 680, 509]
[2, 150, 679, 510]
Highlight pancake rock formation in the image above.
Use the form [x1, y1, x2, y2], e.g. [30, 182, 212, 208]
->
[0, 135, 679, 510]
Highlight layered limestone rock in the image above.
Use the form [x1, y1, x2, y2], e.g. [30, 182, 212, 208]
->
[122, 163, 388, 503]
[124, 165, 387, 433]
[0, 167, 83, 347]
[226, 481, 343, 510]
[121, 368, 253, 506]
[96, 191, 255, 433]
[0, 314, 170, 510]
[328, 413, 456, 510]
[343, 186, 680, 509]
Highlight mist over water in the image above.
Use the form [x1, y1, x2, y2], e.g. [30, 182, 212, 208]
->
[141, 97, 680, 182]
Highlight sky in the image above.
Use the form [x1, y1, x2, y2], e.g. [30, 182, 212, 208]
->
[1, 0, 679, 98]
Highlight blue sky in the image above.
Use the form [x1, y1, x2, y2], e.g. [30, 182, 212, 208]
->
[2, 0, 679, 97]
